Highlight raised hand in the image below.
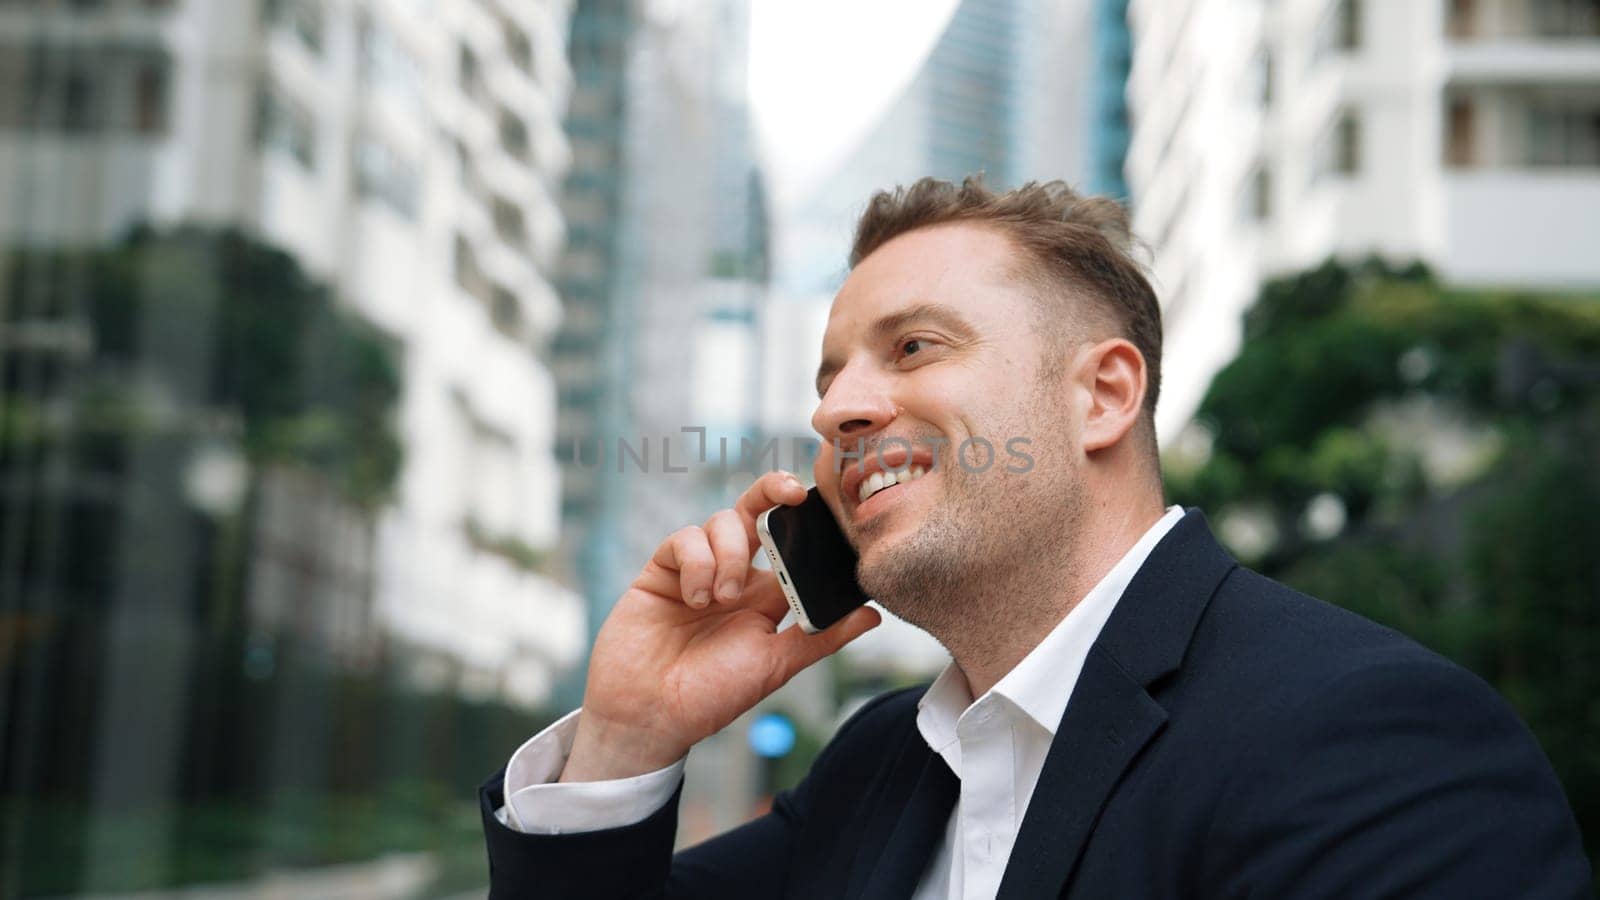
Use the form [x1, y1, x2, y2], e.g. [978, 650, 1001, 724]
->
[560, 470, 882, 783]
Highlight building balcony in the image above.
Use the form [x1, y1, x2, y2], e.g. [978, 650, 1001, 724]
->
[1445, 39, 1600, 84]
[1440, 169, 1600, 286]
[1448, 0, 1600, 36]
[1446, 0, 1600, 80]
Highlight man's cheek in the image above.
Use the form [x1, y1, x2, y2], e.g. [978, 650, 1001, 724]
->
[812, 448, 834, 493]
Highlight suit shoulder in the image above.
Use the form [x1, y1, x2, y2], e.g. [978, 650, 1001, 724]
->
[806, 684, 925, 775]
[833, 684, 925, 743]
[1193, 565, 1499, 713]
[1194, 577, 1592, 896]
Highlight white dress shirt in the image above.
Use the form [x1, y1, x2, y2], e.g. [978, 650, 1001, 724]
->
[497, 506, 1185, 900]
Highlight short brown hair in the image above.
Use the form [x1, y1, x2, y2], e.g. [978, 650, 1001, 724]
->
[850, 175, 1163, 425]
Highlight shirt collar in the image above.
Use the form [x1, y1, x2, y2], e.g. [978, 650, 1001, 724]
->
[917, 505, 1186, 755]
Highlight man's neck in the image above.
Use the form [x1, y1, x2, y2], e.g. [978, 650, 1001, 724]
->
[942, 498, 1168, 699]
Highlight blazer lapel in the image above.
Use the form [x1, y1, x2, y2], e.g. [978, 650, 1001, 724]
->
[850, 742, 959, 900]
[996, 508, 1239, 900]
[994, 646, 1166, 899]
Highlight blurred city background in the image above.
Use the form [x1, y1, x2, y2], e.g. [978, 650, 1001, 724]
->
[0, 0, 1595, 895]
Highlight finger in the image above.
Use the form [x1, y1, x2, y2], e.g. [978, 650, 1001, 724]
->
[703, 509, 751, 604]
[631, 561, 681, 599]
[733, 470, 808, 551]
[633, 525, 781, 605]
[740, 569, 791, 625]
[651, 526, 716, 608]
[768, 606, 882, 687]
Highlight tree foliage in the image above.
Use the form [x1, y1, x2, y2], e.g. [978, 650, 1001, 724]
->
[1167, 257, 1600, 873]
[2, 224, 402, 508]
[2, 227, 418, 891]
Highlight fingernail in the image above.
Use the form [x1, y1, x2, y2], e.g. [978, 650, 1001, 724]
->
[692, 589, 710, 608]
[717, 580, 738, 602]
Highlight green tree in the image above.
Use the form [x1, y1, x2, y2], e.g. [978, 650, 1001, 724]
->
[4, 224, 402, 509]
[1, 226, 410, 891]
[1167, 257, 1600, 878]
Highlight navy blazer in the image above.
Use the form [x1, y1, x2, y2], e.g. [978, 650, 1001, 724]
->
[480, 509, 1592, 898]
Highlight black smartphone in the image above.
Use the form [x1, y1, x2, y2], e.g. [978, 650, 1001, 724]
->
[755, 486, 871, 633]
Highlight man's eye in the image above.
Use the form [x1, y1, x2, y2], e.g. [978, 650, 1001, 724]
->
[898, 337, 934, 358]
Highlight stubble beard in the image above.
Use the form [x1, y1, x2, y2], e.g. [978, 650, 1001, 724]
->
[856, 427, 1085, 650]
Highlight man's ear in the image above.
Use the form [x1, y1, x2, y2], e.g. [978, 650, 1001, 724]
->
[1077, 338, 1147, 454]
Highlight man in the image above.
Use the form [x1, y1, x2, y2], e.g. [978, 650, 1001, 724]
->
[480, 177, 1592, 898]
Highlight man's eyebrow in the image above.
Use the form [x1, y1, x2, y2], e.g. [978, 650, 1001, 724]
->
[814, 303, 977, 397]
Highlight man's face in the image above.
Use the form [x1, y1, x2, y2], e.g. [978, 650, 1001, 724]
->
[811, 223, 1089, 629]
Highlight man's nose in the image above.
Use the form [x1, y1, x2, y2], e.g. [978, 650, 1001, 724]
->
[811, 362, 898, 441]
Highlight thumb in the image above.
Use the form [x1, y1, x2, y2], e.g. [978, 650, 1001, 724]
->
[769, 606, 882, 687]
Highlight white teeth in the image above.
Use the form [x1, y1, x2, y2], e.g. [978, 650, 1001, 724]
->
[857, 465, 929, 503]
[858, 472, 881, 503]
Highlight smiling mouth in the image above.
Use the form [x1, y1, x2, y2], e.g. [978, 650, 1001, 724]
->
[857, 464, 929, 504]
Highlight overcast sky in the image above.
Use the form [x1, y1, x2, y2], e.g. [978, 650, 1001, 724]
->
[748, 0, 959, 211]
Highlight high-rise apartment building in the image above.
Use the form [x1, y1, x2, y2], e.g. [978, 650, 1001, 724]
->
[554, 0, 632, 551]
[1127, 0, 1600, 439]
[1089, 0, 1134, 198]
[545, 0, 772, 840]
[553, 0, 770, 665]
[0, 0, 585, 708]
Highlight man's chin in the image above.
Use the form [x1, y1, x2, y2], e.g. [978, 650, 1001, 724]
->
[855, 521, 942, 583]
[854, 531, 910, 582]
[850, 515, 918, 563]
[855, 534, 969, 635]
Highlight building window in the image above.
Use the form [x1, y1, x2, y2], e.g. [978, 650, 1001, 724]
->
[459, 44, 483, 100]
[60, 70, 97, 133]
[451, 389, 522, 534]
[133, 60, 168, 134]
[5, 45, 171, 135]
[354, 134, 419, 219]
[0, 49, 22, 128]
[490, 286, 523, 339]
[1322, 109, 1361, 176]
[504, 20, 534, 76]
[1446, 97, 1477, 167]
[1531, 0, 1600, 37]
[9, 50, 44, 128]
[256, 87, 317, 170]
[1335, 0, 1362, 51]
[455, 234, 490, 301]
[1447, 0, 1477, 39]
[1251, 47, 1274, 107]
[1249, 165, 1272, 221]
[492, 196, 527, 247]
[1527, 102, 1600, 167]
[499, 111, 531, 163]
[1318, 0, 1362, 58]
[262, 0, 325, 56]
[358, 14, 425, 115]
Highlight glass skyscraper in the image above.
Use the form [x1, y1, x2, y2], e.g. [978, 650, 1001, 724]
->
[1089, 0, 1133, 199]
